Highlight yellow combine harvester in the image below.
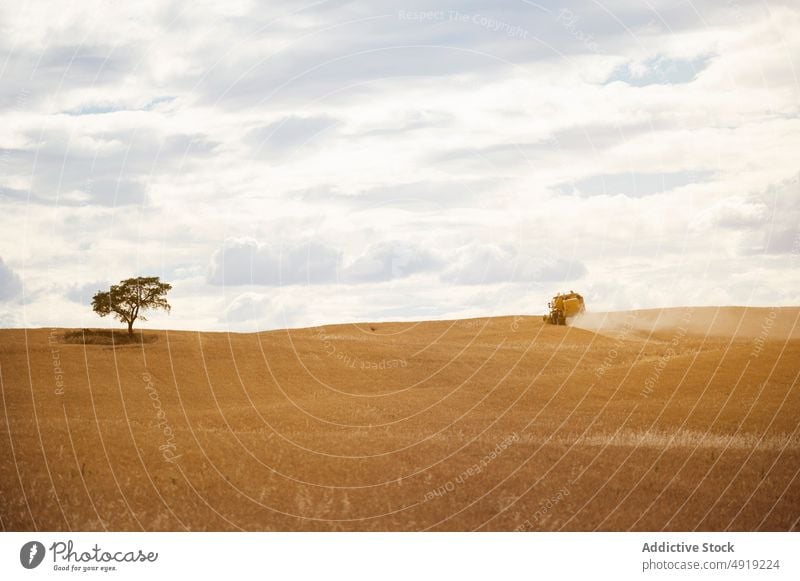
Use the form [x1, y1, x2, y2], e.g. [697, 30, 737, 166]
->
[543, 290, 585, 325]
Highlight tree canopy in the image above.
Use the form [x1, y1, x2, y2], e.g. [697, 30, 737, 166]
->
[91, 276, 172, 336]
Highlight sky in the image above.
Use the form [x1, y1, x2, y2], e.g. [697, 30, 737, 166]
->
[0, 0, 798, 332]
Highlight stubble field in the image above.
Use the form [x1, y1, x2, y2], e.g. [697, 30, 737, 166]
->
[1, 306, 798, 531]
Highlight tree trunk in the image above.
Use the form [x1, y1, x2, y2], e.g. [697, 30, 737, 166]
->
[127, 320, 134, 337]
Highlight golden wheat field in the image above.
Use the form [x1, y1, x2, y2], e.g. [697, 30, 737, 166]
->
[0, 306, 798, 531]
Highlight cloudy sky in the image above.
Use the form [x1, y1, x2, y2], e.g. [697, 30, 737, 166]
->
[0, 0, 798, 332]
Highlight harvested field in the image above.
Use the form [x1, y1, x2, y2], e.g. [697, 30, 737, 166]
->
[0, 307, 798, 531]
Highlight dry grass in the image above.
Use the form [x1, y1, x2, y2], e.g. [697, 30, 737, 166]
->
[0, 307, 798, 531]
[545, 429, 800, 451]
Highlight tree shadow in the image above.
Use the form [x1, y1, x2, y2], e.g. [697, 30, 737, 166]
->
[62, 329, 158, 346]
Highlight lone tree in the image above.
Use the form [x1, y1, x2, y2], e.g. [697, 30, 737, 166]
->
[91, 276, 172, 336]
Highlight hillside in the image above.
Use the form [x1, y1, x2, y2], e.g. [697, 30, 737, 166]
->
[1, 306, 798, 531]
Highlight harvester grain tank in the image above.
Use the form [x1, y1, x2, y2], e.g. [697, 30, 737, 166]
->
[543, 290, 585, 325]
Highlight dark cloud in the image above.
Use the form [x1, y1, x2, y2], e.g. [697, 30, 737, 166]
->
[432, 141, 541, 169]
[246, 115, 338, 158]
[431, 120, 682, 169]
[0, 185, 39, 204]
[221, 293, 272, 323]
[38, 45, 138, 86]
[360, 109, 455, 137]
[0, 44, 138, 112]
[546, 120, 675, 152]
[0, 129, 218, 207]
[342, 240, 442, 283]
[65, 280, 107, 304]
[757, 175, 800, 254]
[207, 237, 585, 288]
[709, 174, 799, 255]
[762, 229, 800, 254]
[0, 258, 22, 301]
[186, 0, 735, 108]
[207, 238, 340, 286]
[557, 170, 714, 197]
[219, 291, 307, 328]
[186, 1, 614, 107]
[299, 179, 493, 209]
[0, 0, 746, 115]
[713, 201, 767, 229]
